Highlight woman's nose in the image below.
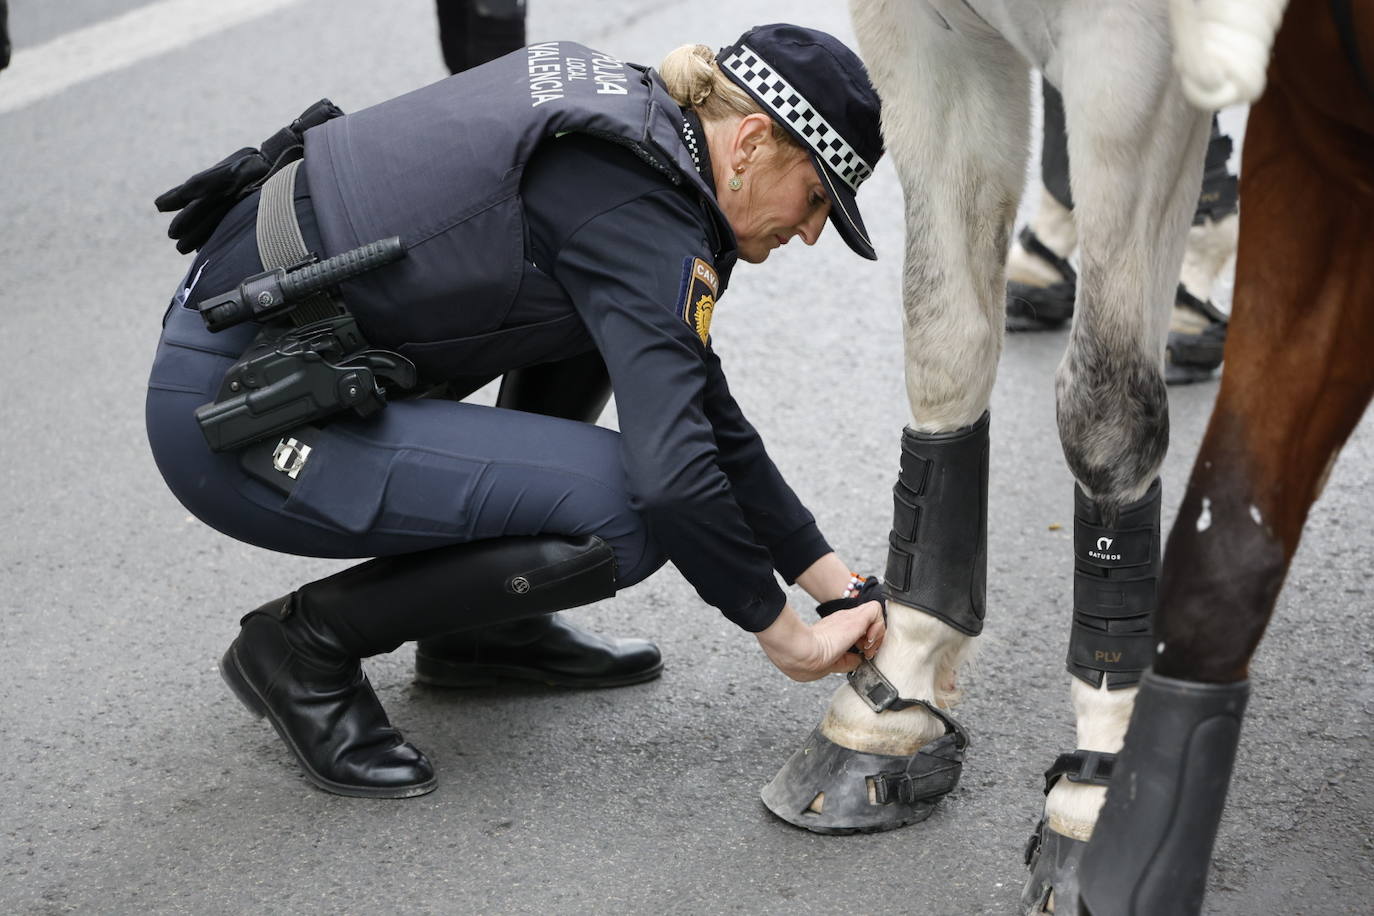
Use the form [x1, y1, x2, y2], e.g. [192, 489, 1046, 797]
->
[798, 208, 828, 246]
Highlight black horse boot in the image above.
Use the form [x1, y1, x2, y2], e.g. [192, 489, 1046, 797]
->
[415, 614, 662, 688]
[221, 534, 618, 797]
[220, 593, 437, 799]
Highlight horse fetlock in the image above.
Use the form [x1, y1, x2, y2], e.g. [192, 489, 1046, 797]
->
[819, 603, 972, 754]
[1072, 680, 1138, 751]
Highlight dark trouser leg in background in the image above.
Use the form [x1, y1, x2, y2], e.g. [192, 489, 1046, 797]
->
[222, 534, 618, 797]
[435, 0, 526, 75]
[416, 352, 664, 689]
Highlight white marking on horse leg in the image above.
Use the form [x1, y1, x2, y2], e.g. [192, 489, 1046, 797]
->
[1197, 496, 1213, 531]
[821, 602, 975, 754]
[1045, 680, 1137, 841]
[1250, 504, 1263, 525]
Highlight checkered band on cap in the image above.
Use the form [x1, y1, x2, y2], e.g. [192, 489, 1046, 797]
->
[718, 43, 874, 192]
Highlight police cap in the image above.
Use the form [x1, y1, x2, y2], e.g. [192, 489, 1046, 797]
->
[717, 23, 884, 260]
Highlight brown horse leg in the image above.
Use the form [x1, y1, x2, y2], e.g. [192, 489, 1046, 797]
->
[1078, 4, 1374, 912]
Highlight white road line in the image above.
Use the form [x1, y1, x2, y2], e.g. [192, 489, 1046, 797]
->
[0, 0, 304, 116]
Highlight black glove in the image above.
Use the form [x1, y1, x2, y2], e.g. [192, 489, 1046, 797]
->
[815, 576, 886, 620]
[155, 147, 271, 254]
[154, 99, 344, 254]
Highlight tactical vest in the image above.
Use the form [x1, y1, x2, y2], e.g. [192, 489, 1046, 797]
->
[303, 41, 731, 381]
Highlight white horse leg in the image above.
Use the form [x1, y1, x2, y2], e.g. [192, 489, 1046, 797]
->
[1022, 2, 1212, 910]
[761, 0, 1029, 834]
[846, 0, 1027, 749]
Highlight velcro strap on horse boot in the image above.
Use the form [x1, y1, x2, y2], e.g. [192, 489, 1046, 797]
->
[815, 576, 886, 622]
[885, 411, 989, 636]
[1042, 750, 1116, 795]
[760, 718, 967, 835]
[1067, 478, 1161, 689]
[1079, 671, 1250, 916]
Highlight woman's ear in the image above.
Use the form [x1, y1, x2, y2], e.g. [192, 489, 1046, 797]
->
[732, 113, 777, 171]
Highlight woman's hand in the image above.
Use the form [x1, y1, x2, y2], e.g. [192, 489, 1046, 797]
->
[755, 602, 886, 682]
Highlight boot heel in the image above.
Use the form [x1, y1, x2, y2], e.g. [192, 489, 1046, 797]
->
[219, 646, 268, 719]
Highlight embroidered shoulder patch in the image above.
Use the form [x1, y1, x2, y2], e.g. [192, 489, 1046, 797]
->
[678, 256, 719, 345]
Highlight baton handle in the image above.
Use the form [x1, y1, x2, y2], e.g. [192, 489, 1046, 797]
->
[280, 236, 405, 300]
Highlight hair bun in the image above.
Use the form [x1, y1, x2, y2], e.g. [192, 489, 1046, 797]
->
[661, 43, 720, 109]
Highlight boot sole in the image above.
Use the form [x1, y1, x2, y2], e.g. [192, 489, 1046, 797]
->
[219, 645, 438, 800]
[414, 657, 665, 690]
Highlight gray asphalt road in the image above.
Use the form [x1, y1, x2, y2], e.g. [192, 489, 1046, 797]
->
[1, 1, 1370, 913]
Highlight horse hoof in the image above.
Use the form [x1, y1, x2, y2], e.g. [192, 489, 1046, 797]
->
[760, 726, 965, 835]
[1022, 819, 1086, 915]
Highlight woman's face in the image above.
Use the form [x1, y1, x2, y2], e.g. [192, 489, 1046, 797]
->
[714, 117, 831, 264]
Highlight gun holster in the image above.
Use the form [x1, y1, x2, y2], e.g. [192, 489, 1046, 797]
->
[195, 315, 416, 453]
[194, 161, 416, 453]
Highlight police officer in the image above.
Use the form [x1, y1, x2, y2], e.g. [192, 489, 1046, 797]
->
[147, 23, 888, 798]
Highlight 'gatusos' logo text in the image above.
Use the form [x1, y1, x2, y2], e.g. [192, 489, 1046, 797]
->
[1088, 536, 1121, 561]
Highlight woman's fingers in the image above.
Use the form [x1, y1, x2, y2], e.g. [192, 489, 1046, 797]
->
[755, 602, 887, 682]
[815, 601, 884, 665]
[861, 602, 887, 658]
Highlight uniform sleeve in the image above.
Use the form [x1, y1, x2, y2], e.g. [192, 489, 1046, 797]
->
[699, 347, 833, 583]
[548, 188, 789, 631]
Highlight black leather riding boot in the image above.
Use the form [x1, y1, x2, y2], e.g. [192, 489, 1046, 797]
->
[221, 593, 437, 799]
[415, 613, 662, 688]
[221, 534, 618, 797]
[413, 353, 657, 689]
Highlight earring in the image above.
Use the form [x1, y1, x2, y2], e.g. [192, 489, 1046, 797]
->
[728, 169, 744, 191]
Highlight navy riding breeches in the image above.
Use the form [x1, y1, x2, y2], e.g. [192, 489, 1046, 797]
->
[145, 299, 665, 589]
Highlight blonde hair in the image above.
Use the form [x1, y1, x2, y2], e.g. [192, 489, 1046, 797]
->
[658, 44, 797, 148]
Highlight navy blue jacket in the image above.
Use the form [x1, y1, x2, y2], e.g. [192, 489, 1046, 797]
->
[303, 43, 830, 629]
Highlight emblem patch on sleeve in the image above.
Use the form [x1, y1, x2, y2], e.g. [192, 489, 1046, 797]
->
[678, 256, 719, 345]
